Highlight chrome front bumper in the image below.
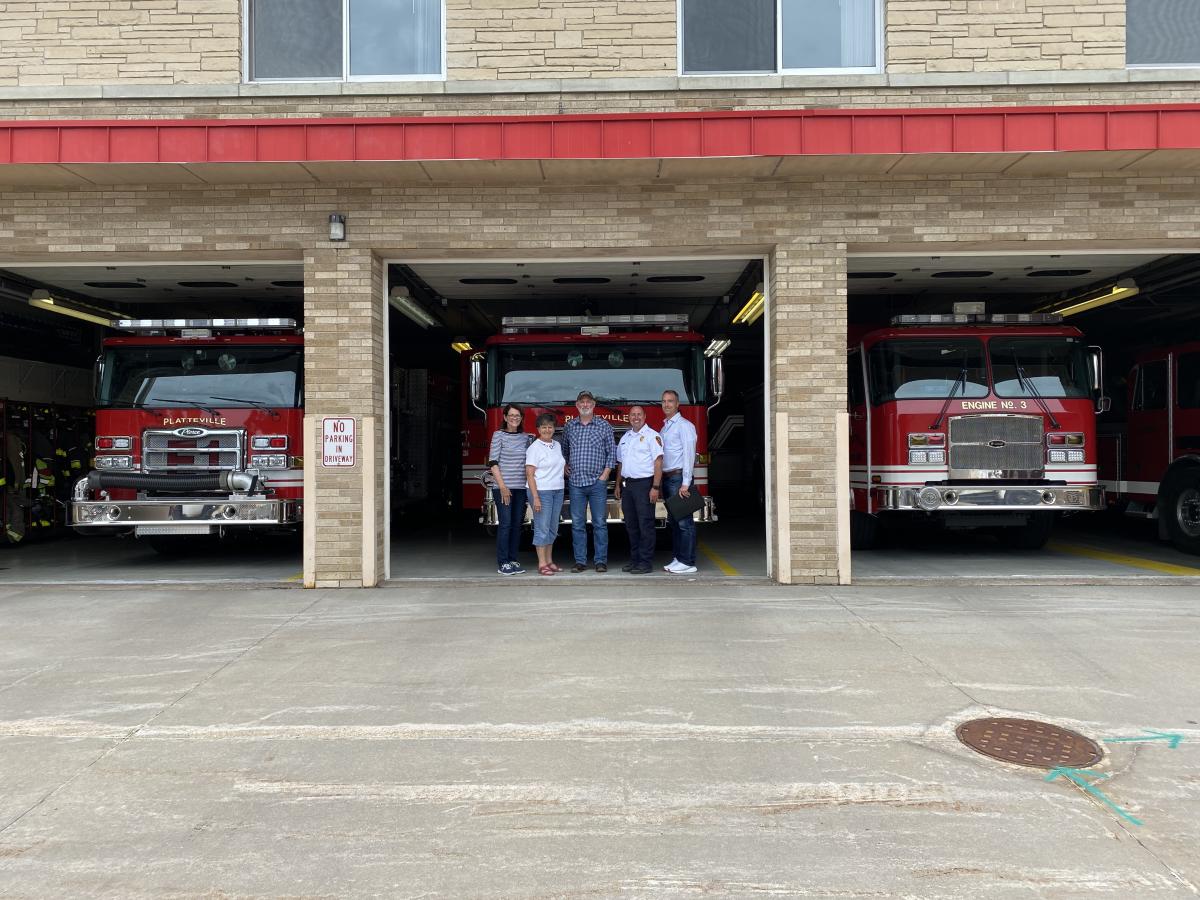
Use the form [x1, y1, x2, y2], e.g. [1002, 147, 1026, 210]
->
[481, 496, 717, 527]
[874, 484, 1105, 513]
[72, 497, 301, 533]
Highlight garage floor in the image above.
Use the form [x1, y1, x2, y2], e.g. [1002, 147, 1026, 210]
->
[4, 513, 1198, 585]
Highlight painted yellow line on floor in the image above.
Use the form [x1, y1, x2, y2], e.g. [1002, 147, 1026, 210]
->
[286, 572, 304, 581]
[698, 540, 739, 576]
[1048, 541, 1200, 576]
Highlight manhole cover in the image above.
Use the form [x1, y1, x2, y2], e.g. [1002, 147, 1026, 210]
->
[956, 717, 1102, 769]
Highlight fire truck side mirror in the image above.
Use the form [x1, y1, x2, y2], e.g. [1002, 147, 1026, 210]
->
[469, 353, 485, 408]
[708, 356, 725, 411]
[93, 354, 104, 405]
[1088, 345, 1110, 414]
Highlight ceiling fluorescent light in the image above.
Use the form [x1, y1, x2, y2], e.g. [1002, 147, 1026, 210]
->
[388, 286, 439, 329]
[1041, 278, 1139, 318]
[732, 283, 765, 325]
[28, 289, 119, 327]
[450, 339, 473, 353]
[704, 337, 730, 358]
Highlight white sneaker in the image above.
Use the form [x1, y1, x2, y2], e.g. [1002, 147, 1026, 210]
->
[663, 558, 679, 572]
[668, 562, 698, 575]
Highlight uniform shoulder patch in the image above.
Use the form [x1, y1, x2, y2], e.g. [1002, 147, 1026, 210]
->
[655, 435, 662, 446]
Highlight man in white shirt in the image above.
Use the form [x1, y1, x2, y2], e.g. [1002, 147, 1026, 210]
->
[614, 405, 663, 575]
[659, 389, 698, 574]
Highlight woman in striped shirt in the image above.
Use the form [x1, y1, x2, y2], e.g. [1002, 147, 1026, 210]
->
[488, 403, 534, 575]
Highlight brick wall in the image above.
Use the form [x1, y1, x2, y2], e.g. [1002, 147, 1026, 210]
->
[887, 0, 1125, 73]
[3, 171, 1199, 582]
[0, 0, 1141, 88]
[0, 1, 241, 86]
[447, 0, 675, 80]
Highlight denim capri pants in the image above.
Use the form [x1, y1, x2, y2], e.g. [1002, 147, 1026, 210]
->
[532, 489, 564, 546]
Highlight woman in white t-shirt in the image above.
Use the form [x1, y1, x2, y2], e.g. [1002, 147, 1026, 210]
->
[524, 412, 565, 576]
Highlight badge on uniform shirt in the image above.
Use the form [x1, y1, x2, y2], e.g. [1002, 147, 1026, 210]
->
[639, 435, 644, 442]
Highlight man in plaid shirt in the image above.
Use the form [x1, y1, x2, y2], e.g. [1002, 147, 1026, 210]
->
[562, 389, 616, 573]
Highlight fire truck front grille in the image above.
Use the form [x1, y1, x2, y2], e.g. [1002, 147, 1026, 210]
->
[142, 429, 244, 473]
[948, 415, 1044, 477]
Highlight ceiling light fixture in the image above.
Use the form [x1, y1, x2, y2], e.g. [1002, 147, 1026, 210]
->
[731, 282, 765, 325]
[450, 338, 473, 353]
[1038, 278, 1139, 318]
[388, 286, 439, 328]
[28, 289, 120, 327]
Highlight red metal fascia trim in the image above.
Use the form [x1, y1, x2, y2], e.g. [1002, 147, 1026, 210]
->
[2, 103, 1199, 165]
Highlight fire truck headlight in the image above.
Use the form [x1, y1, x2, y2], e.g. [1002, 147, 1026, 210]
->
[908, 450, 928, 464]
[928, 450, 946, 465]
[250, 454, 287, 469]
[95, 455, 133, 469]
[252, 437, 270, 450]
[1066, 449, 1085, 463]
[1048, 449, 1067, 463]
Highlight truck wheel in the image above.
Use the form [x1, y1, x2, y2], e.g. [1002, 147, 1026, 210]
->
[1161, 469, 1200, 555]
[850, 511, 880, 550]
[996, 512, 1055, 550]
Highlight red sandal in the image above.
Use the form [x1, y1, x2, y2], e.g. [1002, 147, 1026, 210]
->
[539, 564, 556, 576]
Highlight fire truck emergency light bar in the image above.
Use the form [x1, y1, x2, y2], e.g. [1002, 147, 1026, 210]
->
[890, 313, 1064, 326]
[116, 318, 298, 330]
[501, 314, 690, 334]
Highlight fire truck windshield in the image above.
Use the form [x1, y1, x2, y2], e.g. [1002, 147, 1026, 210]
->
[989, 337, 1091, 399]
[867, 338, 989, 405]
[98, 346, 302, 409]
[490, 343, 703, 405]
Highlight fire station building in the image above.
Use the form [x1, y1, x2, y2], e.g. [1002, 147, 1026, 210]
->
[3, 1, 1200, 587]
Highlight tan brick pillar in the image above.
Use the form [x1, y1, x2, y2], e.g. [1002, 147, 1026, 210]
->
[768, 242, 848, 585]
[302, 249, 386, 587]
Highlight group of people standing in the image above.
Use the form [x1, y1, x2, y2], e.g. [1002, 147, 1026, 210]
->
[486, 389, 699, 577]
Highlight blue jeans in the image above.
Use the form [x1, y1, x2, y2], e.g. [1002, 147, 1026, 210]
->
[569, 480, 609, 565]
[493, 487, 527, 567]
[531, 489, 563, 547]
[663, 472, 696, 566]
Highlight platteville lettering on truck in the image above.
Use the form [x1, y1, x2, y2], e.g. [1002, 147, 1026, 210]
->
[1098, 341, 1200, 555]
[849, 303, 1108, 550]
[461, 314, 724, 529]
[71, 318, 304, 553]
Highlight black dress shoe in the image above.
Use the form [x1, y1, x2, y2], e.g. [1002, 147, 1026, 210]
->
[621, 562, 636, 572]
[571, 563, 589, 574]
[629, 565, 652, 574]
[595, 563, 608, 573]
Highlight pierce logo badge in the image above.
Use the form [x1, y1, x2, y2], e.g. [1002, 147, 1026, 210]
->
[176, 427, 206, 437]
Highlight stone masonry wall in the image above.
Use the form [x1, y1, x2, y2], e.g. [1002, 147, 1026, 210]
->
[0, 0, 1139, 87]
[3, 171, 1199, 582]
[887, 0, 1126, 74]
[0, 0, 241, 86]
[447, 0, 676, 80]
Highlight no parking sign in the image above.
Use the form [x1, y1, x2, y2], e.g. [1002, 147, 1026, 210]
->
[322, 417, 356, 467]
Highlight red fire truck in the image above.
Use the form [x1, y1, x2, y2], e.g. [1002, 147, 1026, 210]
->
[849, 308, 1107, 549]
[1098, 342, 1200, 555]
[71, 318, 304, 548]
[462, 315, 722, 528]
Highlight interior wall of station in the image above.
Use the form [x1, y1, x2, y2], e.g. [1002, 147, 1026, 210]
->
[2, 169, 1199, 585]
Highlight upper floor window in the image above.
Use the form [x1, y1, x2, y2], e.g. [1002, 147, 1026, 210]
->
[1127, 0, 1200, 66]
[681, 0, 879, 75]
[247, 0, 443, 81]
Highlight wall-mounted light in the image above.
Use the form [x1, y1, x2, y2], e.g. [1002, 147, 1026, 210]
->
[328, 213, 346, 242]
[28, 289, 120, 327]
[731, 282, 765, 325]
[450, 338, 473, 353]
[1038, 278, 1139, 318]
[704, 336, 731, 358]
[388, 286, 439, 328]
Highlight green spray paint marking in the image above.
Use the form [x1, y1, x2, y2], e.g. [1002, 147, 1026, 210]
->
[1103, 730, 1183, 749]
[1045, 767, 1143, 826]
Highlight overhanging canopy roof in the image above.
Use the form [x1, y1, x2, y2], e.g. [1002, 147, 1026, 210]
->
[2, 104, 1200, 186]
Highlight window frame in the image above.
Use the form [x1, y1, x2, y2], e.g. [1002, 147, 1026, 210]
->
[243, 0, 447, 84]
[677, 0, 884, 77]
[1125, 0, 1200, 69]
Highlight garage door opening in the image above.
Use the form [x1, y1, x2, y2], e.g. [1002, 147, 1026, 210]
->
[847, 250, 1200, 582]
[382, 256, 769, 580]
[0, 261, 305, 584]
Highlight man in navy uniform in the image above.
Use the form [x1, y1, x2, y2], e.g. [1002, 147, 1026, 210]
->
[614, 405, 663, 575]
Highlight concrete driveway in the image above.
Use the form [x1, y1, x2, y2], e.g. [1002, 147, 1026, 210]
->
[0, 581, 1196, 897]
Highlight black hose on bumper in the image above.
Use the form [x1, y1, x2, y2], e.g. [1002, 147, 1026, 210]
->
[87, 471, 258, 492]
